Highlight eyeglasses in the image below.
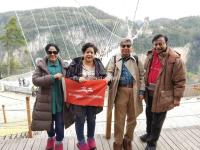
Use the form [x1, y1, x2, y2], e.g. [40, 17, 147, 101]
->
[154, 42, 165, 47]
[121, 44, 131, 48]
[47, 51, 58, 55]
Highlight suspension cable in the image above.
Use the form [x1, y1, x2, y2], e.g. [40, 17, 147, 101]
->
[15, 11, 36, 69]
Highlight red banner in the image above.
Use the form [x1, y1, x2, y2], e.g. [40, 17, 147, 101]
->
[63, 78, 107, 106]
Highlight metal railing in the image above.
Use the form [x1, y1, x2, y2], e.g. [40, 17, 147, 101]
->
[0, 83, 200, 139]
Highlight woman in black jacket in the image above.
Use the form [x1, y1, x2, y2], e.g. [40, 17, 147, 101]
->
[66, 42, 106, 150]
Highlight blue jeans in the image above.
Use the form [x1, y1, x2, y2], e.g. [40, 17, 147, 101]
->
[47, 112, 64, 141]
[75, 106, 96, 143]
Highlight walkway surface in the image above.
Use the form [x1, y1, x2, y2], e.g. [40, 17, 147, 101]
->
[0, 126, 200, 150]
[1, 92, 200, 149]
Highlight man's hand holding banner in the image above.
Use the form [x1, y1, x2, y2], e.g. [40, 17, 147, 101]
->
[63, 78, 107, 107]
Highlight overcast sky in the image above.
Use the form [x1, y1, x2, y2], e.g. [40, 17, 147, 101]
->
[0, 0, 200, 20]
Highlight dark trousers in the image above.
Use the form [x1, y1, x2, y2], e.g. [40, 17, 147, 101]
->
[145, 90, 167, 146]
[47, 112, 64, 142]
[75, 106, 96, 143]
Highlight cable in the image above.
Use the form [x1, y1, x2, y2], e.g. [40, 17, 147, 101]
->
[15, 11, 36, 69]
[0, 109, 33, 111]
[0, 94, 24, 101]
[132, 0, 140, 22]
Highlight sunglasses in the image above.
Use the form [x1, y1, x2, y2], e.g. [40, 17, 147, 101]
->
[121, 44, 131, 48]
[154, 43, 165, 46]
[47, 51, 58, 55]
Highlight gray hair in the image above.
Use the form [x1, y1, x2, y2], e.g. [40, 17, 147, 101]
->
[119, 38, 132, 46]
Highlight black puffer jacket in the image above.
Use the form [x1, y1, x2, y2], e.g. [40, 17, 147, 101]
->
[66, 57, 107, 115]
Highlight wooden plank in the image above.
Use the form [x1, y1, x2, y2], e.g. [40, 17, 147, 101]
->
[23, 138, 35, 150]
[32, 137, 42, 150]
[63, 136, 69, 150]
[1, 139, 15, 150]
[161, 130, 180, 150]
[38, 133, 46, 150]
[0, 139, 9, 149]
[192, 126, 200, 138]
[167, 128, 188, 150]
[107, 134, 114, 150]
[100, 134, 111, 150]
[159, 133, 173, 150]
[134, 131, 146, 150]
[74, 137, 79, 150]
[156, 137, 167, 150]
[152, 131, 168, 150]
[68, 136, 75, 150]
[39, 138, 47, 150]
[177, 127, 200, 149]
[0, 139, 7, 149]
[131, 132, 139, 150]
[16, 138, 28, 150]
[172, 127, 194, 149]
[95, 135, 103, 150]
[0, 136, 3, 146]
[6, 138, 21, 150]
[189, 126, 200, 148]
[0, 136, 4, 140]
[189, 126, 200, 140]
[184, 127, 200, 148]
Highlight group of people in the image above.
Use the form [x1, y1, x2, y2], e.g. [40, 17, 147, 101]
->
[18, 77, 26, 87]
[31, 34, 186, 150]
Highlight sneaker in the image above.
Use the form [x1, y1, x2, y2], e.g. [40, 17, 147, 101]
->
[46, 137, 55, 150]
[122, 139, 132, 150]
[145, 144, 156, 150]
[140, 134, 149, 142]
[87, 138, 96, 150]
[55, 142, 63, 150]
[77, 142, 90, 150]
[113, 142, 122, 150]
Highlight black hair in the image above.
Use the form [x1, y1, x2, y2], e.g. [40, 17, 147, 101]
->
[152, 34, 168, 43]
[81, 42, 98, 54]
[45, 43, 60, 53]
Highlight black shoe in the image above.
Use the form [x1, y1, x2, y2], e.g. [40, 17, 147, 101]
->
[140, 134, 149, 142]
[145, 145, 156, 150]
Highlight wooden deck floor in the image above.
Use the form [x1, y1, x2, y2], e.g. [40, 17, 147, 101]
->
[0, 126, 200, 150]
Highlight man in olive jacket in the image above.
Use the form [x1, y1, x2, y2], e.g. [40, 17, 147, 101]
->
[140, 34, 186, 150]
[106, 38, 145, 150]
